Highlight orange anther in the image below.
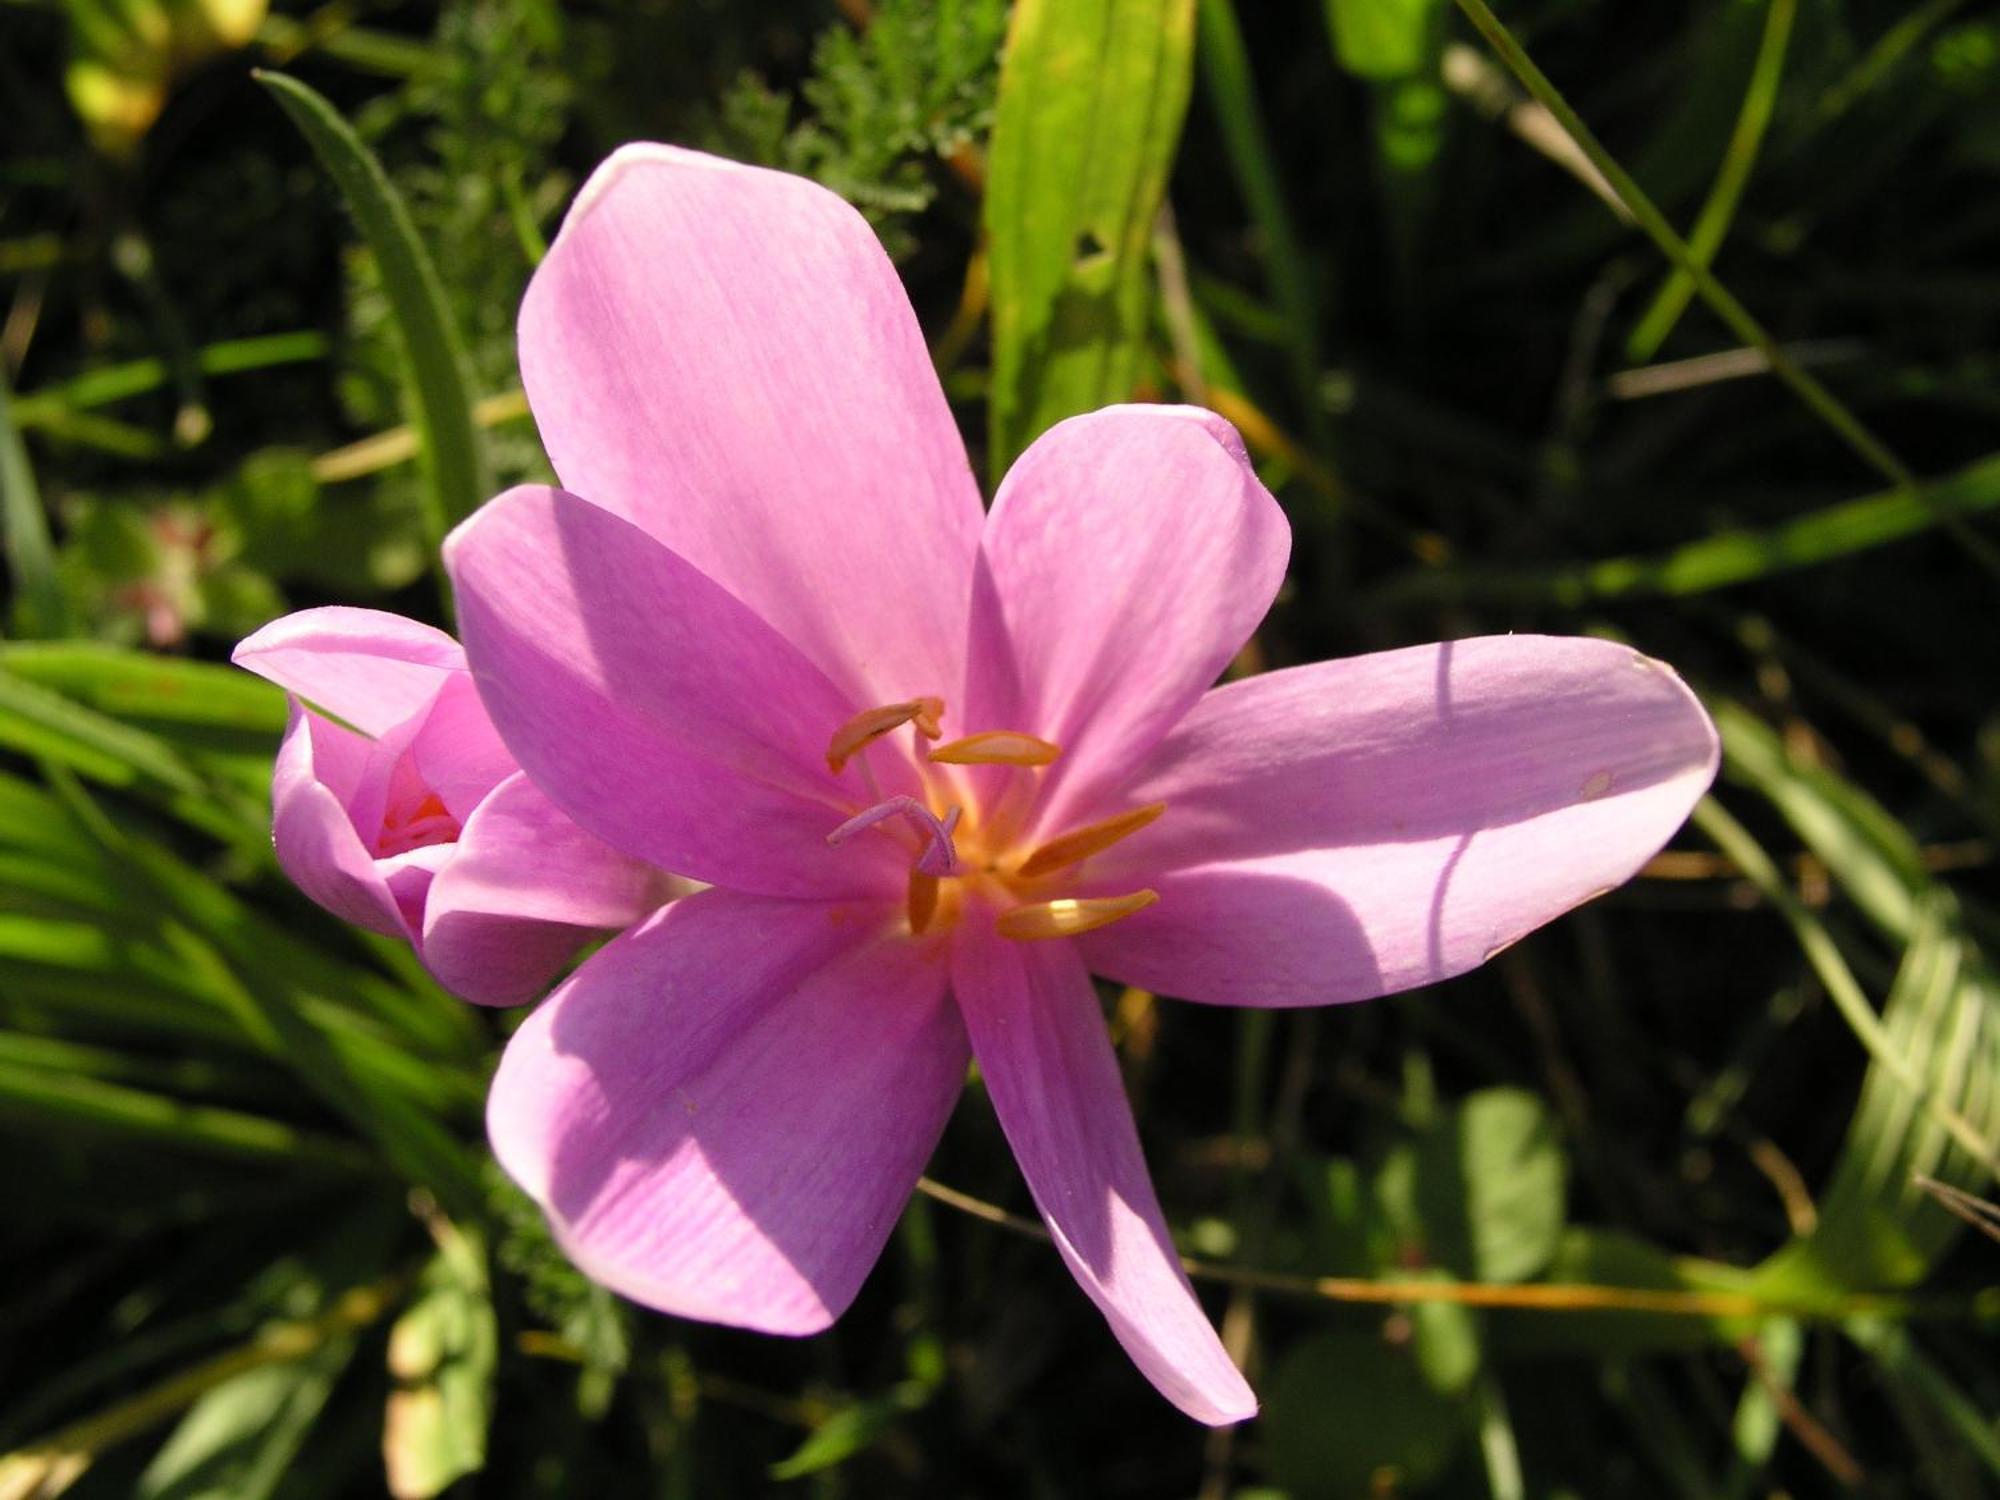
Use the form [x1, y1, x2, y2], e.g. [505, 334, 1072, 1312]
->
[1014, 803, 1167, 880]
[995, 889, 1158, 941]
[928, 730, 1061, 767]
[826, 696, 946, 772]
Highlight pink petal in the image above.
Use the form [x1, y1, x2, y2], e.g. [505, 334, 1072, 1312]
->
[421, 772, 667, 1007]
[1076, 636, 1720, 1005]
[488, 889, 966, 1333]
[409, 672, 516, 824]
[269, 706, 406, 939]
[965, 406, 1289, 837]
[519, 144, 983, 704]
[446, 486, 911, 899]
[233, 607, 464, 737]
[950, 920, 1256, 1425]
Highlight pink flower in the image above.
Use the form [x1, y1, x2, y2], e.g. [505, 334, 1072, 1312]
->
[234, 607, 666, 1006]
[444, 146, 1720, 1423]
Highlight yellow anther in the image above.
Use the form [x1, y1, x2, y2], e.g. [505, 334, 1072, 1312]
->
[996, 889, 1158, 941]
[826, 696, 945, 773]
[928, 730, 1061, 766]
[1014, 803, 1167, 880]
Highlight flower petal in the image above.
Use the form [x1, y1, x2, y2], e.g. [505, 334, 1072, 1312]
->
[488, 889, 966, 1333]
[269, 706, 406, 939]
[422, 772, 667, 1007]
[965, 406, 1289, 837]
[446, 486, 910, 898]
[1076, 636, 1719, 1005]
[951, 920, 1256, 1425]
[234, 607, 464, 737]
[408, 671, 516, 824]
[519, 144, 984, 704]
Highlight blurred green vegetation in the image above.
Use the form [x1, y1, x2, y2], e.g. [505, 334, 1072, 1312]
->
[2, 0, 1998, 1494]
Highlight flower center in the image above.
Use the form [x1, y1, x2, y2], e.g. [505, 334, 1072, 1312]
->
[372, 753, 463, 858]
[376, 789, 461, 858]
[822, 698, 1161, 942]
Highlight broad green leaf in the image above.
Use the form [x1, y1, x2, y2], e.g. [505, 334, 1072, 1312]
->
[0, 366, 70, 639]
[383, 1227, 497, 1499]
[1263, 1320, 1474, 1499]
[1756, 894, 2000, 1296]
[1383, 1088, 1568, 1285]
[256, 71, 490, 547]
[984, 0, 1197, 475]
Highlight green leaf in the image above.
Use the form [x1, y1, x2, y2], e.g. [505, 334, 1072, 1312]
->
[1263, 1320, 1474, 1499]
[1398, 1088, 1569, 1284]
[255, 70, 490, 550]
[984, 0, 1197, 475]
[0, 364, 71, 639]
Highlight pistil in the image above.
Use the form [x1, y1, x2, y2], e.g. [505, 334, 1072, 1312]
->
[826, 796, 960, 875]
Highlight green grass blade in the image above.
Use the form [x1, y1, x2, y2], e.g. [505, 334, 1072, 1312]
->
[1448, 0, 1918, 496]
[1401, 450, 2000, 605]
[1847, 1319, 2000, 1483]
[10, 332, 328, 427]
[2, 644, 286, 736]
[984, 0, 1198, 476]
[1195, 0, 1327, 443]
[1627, 0, 1798, 362]
[255, 71, 489, 547]
[1715, 701, 1926, 940]
[0, 1047, 376, 1173]
[1755, 896, 1998, 1294]
[1694, 799, 1998, 1182]
[0, 364, 71, 639]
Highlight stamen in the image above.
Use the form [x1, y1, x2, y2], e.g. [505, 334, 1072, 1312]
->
[928, 730, 1061, 766]
[826, 796, 960, 876]
[996, 889, 1158, 941]
[826, 696, 946, 773]
[1014, 802, 1167, 879]
[907, 871, 939, 934]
